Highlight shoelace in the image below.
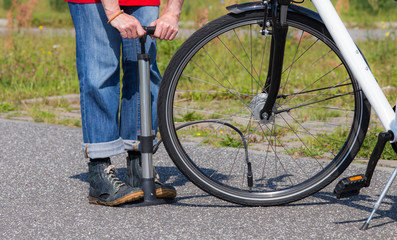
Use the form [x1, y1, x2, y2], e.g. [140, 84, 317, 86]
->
[153, 169, 162, 185]
[104, 165, 125, 190]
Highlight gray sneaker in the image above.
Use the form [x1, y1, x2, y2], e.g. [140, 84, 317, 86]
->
[88, 160, 144, 206]
[127, 151, 177, 199]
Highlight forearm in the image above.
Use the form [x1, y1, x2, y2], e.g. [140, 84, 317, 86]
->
[161, 0, 184, 20]
[101, 0, 122, 20]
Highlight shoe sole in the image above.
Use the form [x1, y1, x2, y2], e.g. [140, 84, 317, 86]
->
[156, 188, 177, 199]
[88, 190, 144, 206]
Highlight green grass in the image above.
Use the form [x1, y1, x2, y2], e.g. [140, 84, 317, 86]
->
[30, 107, 56, 123]
[302, 125, 397, 160]
[1, 31, 395, 105]
[0, 34, 78, 102]
[156, 38, 185, 72]
[0, 102, 16, 113]
[219, 134, 242, 148]
[358, 37, 397, 88]
[176, 125, 245, 149]
[0, 34, 184, 103]
[358, 126, 396, 160]
[0, 32, 182, 126]
[340, 0, 397, 27]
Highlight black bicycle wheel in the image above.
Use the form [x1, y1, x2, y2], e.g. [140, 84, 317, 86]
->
[158, 8, 370, 206]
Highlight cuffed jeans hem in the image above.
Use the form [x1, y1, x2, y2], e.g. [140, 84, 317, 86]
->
[82, 138, 125, 159]
[123, 138, 158, 152]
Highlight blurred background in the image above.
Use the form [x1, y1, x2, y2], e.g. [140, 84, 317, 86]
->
[1, 0, 397, 28]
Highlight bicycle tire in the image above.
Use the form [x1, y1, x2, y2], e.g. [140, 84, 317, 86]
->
[158, 8, 370, 206]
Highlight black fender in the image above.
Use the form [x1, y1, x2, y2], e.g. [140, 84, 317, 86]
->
[226, 1, 323, 24]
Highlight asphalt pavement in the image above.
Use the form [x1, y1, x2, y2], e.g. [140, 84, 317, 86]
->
[0, 119, 396, 239]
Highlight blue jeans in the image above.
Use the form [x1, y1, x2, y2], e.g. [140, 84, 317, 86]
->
[68, 3, 161, 159]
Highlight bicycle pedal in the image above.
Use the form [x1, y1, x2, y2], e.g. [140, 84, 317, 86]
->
[334, 174, 367, 199]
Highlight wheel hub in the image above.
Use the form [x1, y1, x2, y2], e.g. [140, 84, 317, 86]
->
[250, 93, 275, 124]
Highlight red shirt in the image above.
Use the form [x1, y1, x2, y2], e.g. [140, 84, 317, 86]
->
[64, 0, 160, 6]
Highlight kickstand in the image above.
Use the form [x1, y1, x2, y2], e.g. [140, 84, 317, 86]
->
[360, 166, 397, 230]
[359, 131, 396, 230]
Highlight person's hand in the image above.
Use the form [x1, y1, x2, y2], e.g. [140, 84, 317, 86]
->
[149, 12, 179, 40]
[109, 12, 145, 39]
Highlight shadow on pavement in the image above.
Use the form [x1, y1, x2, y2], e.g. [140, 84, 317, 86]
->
[309, 191, 397, 229]
[69, 166, 397, 219]
[69, 165, 251, 208]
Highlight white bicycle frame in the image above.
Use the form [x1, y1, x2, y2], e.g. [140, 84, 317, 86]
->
[312, 0, 397, 142]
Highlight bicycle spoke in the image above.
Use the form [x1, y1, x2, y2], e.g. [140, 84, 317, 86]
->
[201, 46, 244, 97]
[278, 76, 355, 114]
[278, 82, 352, 99]
[279, 113, 329, 167]
[217, 36, 262, 87]
[233, 28, 261, 84]
[243, 121, 297, 189]
[265, 121, 311, 184]
[282, 38, 320, 76]
[180, 74, 254, 97]
[281, 29, 305, 96]
[259, 34, 270, 86]
[281, 63, 347, 106]
[189, 59, 251, 109]
[286, 49, 334, 86]
[276, 91, 355, 114]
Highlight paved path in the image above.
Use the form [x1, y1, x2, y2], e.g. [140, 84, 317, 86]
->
[0, 119, 396, 239]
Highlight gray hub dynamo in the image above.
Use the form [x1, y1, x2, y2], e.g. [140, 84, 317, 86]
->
[250, 93, 276, 124]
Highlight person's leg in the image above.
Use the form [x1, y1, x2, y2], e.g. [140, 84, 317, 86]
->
[69, 2, 143, 205]
[69, 2, 125, 159]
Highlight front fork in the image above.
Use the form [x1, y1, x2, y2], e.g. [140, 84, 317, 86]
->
[259, 0, 290, 120]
